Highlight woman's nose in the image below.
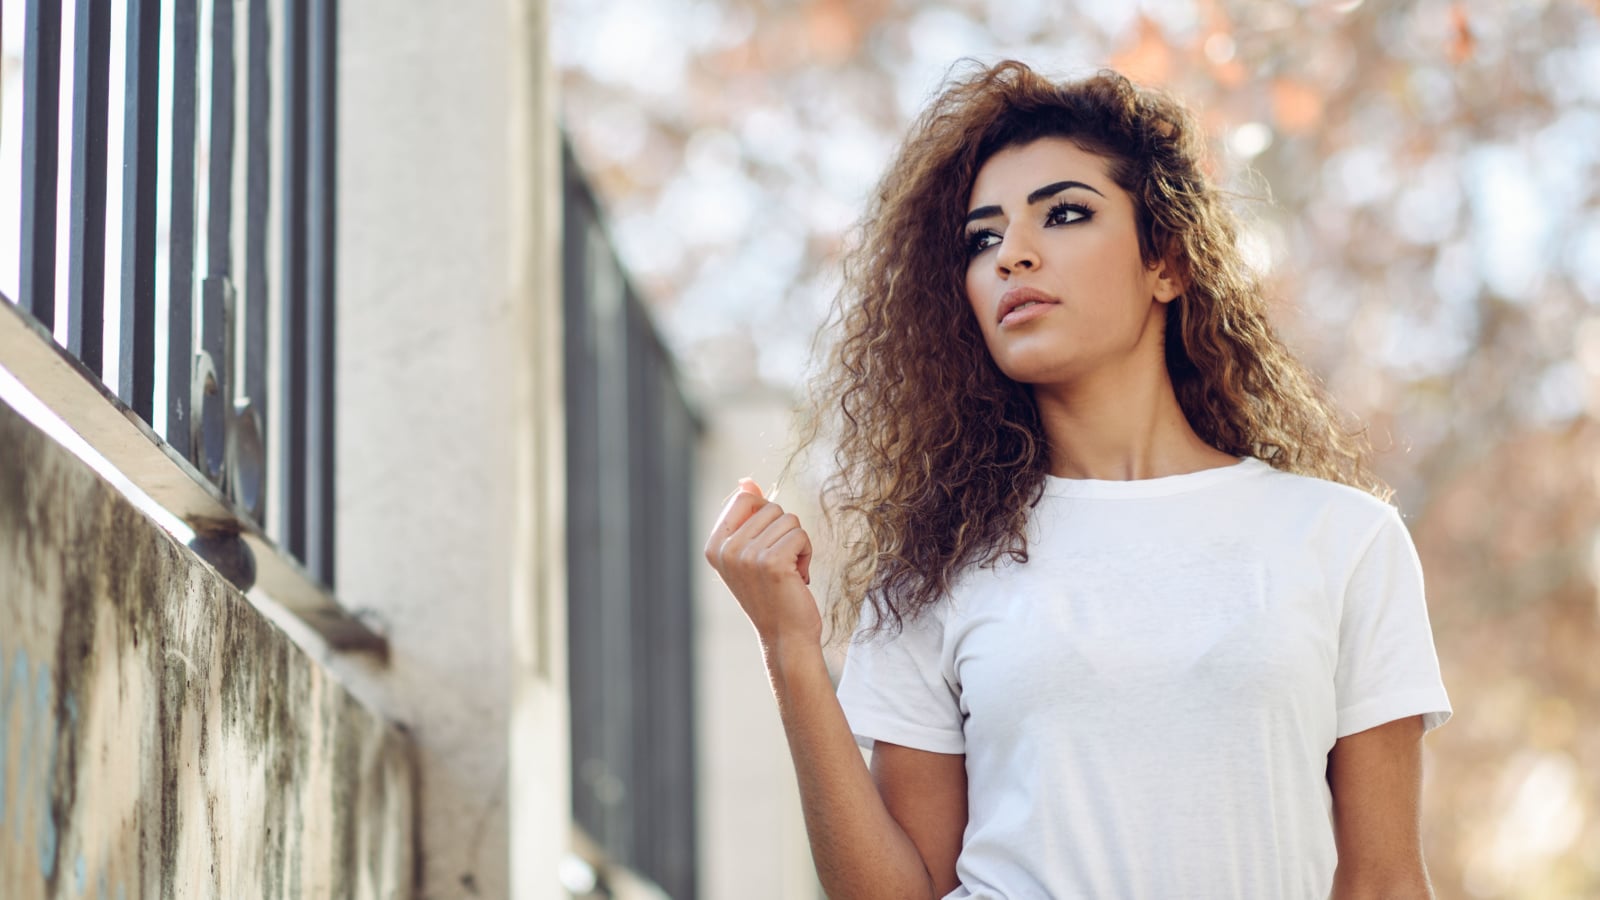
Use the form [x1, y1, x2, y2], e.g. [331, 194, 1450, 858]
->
[996, 230, 1039, 275]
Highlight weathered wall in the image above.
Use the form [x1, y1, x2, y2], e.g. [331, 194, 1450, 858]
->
[0, 395, 415, 898]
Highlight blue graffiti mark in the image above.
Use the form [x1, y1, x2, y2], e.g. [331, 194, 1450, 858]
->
[1, 647, 30, 830]
[98, 874, 128, 900]
[0, 642, 122, 896]
[32, 661, 52, 875]
[38, 687, 74, 879]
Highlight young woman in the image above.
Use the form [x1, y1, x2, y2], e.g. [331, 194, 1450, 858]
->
[704, 61, 1451, 900]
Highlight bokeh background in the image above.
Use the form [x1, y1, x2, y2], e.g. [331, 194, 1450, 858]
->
[555, 0, 1600, 896]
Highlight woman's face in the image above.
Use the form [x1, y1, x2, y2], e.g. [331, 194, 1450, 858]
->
[962, 137, 1180, 388]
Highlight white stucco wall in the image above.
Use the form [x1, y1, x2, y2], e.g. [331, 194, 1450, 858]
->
[324, 2, 569, 897]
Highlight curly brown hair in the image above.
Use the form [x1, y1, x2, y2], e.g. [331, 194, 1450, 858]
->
[799, 60, 1388, 640]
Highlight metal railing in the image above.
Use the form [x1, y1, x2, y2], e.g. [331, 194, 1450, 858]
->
[564, 141, 701, 899]
[4, 0, 371, 648]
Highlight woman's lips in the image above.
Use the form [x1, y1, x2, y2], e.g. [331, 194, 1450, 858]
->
[997, 287, 1061, 327]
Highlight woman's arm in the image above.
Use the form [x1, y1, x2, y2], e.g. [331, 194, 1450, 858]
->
[871, 741, 967, 896]
[705, 483, 965, 898]
[1326, 715, 1435, 900]
[767, 643, 966, 898]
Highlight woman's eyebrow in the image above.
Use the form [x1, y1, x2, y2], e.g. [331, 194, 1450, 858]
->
[964, 180, 1107, 224]
[1027, 179, 1105, 203]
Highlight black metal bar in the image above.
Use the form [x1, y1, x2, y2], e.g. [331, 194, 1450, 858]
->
[66, 0, 112, 376]
[118, 0, 161, 420]
[193, 0, 235, 497]
[664, 377, 698, 900]
[627, 295, 654, 875]
[166, 0, 199, 458]
[205, 0, 234, 278]
[243, 0, 271, 493]
[195, 276, 230, 483]
[20, 0, 63, 330]
[280, 0, 309, 562]
[563, 170, 607, 846]
[596, 237, 633, 862]
[304, 0, 337, 585]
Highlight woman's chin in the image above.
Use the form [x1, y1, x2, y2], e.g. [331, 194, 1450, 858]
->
[992, 354, 1080, 387]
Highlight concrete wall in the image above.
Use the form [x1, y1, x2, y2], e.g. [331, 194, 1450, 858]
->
[0, 394, 414, 898]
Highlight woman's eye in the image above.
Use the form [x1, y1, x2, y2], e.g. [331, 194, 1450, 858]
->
[966, 230, 1001, 256]
[1046, 202, 1092, 226]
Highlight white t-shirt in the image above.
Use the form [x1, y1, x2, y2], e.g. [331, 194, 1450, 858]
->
[835, 456, 1452, 900]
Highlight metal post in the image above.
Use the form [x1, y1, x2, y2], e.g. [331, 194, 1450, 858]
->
[166, 0, 200, 458]
[205, 0, 235, 280]
[280, 0, 308, 560]
[118, 0, 162, 420]
[66, 0, 112, 376]
[20, 0, 63, 330]
[241, 0, 272, 525]
[305, 0, 337, 585]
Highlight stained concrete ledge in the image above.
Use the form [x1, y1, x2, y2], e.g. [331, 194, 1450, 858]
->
[0, 394, 415, 898]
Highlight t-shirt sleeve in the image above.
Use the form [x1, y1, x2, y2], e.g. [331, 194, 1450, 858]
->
[835, 602, 965, 755]
[1334, 508, 1452, 738]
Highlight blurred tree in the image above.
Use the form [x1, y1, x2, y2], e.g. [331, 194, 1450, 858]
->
[557, 1, 1600, 895]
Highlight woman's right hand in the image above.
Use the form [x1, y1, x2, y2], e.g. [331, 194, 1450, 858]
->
[706, 482, 958, 900]
[703, 479, 821, 648]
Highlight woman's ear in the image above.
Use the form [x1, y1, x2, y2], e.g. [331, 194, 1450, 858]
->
[1148, 256, 1185, 304]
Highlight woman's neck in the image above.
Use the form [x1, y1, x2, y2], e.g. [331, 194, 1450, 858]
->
[1032, 362, 1234, 481]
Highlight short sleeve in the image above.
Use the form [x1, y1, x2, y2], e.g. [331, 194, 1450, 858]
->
[835, 602, 965, 754]
[1334, 509, 1452, 738]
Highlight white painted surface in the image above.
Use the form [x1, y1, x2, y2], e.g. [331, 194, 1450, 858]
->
[507, 0, 574, 896]
[330, 1, 568, 897]
[695, 393, 825, 900]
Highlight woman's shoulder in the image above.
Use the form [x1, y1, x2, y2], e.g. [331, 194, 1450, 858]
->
[1246, 458, 1407, 537]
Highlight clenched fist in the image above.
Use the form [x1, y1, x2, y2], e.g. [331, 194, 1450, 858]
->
[703, 478, 821, 647]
